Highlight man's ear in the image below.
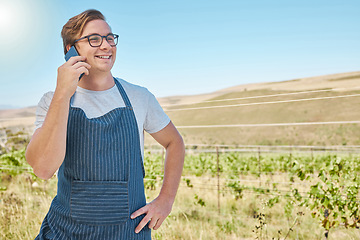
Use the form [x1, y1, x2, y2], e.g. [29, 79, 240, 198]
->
[66, 45, 72, 52]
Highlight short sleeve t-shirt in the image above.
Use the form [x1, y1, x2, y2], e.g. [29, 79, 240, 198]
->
[34, 78, 170, 160]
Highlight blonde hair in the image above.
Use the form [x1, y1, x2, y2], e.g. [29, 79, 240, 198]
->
[61, 9, 106, 54]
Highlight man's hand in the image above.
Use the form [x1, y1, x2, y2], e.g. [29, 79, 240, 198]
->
[131, 195, 173, 233]
[57, 56, 91, 98]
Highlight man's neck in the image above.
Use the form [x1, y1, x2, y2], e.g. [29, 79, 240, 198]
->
[78, 72, 115, 91]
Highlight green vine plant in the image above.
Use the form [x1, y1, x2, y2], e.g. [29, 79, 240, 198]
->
[290, 155, 360, 239]
[305, 157, 360, 238]
[263, 154, 360, 239]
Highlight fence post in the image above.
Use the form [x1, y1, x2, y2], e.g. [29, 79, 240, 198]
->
[258, 146, 261, 187]
[216, 146, 220, 214]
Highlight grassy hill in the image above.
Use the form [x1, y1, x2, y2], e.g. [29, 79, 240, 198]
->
[1, 71, 360, 146]
[153, 71, 360, 146]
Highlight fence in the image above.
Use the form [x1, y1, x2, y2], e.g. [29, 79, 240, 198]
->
[142, 144, 360, 213]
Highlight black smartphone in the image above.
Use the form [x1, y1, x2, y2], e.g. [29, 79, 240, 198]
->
[64, 46, 84, 81]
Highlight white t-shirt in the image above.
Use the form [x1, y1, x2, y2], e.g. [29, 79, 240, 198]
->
[34, 78, 170, 160]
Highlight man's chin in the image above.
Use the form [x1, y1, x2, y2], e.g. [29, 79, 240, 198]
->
[94, 65, 114, 73]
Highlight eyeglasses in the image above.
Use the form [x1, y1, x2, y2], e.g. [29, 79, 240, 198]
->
[74, 33, 119, 47]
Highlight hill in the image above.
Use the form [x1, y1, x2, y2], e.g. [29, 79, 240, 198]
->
[0, 106, 36, 135]
[157, 71, 360, 106]
[1, 71, 360, 146]
[154, 71, 360, 146]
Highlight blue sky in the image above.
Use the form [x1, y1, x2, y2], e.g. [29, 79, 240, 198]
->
[0, 0, 359, 108]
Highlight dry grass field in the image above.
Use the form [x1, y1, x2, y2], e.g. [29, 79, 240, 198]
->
[2, 153, 360, 240]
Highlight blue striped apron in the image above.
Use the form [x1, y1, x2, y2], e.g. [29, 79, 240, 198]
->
[35, 79, 151, 239]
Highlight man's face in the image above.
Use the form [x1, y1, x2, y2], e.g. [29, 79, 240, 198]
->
[75, 19, 117, 74]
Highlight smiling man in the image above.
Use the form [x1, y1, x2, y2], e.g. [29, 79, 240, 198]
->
[25, 9, 185, 240]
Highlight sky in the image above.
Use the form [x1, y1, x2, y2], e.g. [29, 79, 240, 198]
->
[0, 0, 359, 108]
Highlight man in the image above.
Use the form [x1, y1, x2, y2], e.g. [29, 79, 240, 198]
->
[25, 9, 184, 239]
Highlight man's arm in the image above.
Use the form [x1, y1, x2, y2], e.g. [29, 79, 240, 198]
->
[25, 56, 90, 179]
[25, 93, 70, 180]
[131, 121, 185, 233]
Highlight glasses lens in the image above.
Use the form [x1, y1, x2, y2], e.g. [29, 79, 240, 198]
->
[88, 34, 102, 47]
[106, 34, 118, 46]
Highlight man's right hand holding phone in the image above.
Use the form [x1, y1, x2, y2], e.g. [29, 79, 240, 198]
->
[56, 56, 91, 99]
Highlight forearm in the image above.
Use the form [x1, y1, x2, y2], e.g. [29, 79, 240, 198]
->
[158, 136, 185, 203]
[25, 91, 71, 179]
[131, 122, 185, 232]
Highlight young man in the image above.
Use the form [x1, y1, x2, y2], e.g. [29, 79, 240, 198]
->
[25, 9, 185, 239]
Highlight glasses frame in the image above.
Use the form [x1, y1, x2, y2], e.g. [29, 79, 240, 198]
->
[74, 33, 119, 47]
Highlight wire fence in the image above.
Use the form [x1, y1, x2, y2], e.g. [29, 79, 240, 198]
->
[175, 120, 360, 129]
[164, 92, 360, 111]
[142, 144, 360, 214]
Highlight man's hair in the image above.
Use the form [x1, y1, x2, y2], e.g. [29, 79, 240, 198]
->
[61, 9, 106, 55]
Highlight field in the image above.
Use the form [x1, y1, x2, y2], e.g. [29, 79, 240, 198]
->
[1, 144, 360, 239]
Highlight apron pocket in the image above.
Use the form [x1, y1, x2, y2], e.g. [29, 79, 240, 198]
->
[70, 180, 129, 225]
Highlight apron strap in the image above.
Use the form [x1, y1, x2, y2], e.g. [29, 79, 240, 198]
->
[114, 78, 133, 109]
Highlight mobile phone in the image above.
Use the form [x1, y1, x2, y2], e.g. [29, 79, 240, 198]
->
[64, 46, 84, 81]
